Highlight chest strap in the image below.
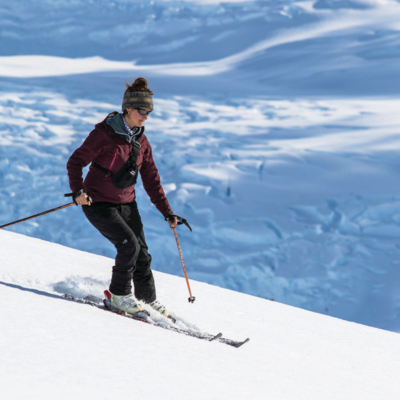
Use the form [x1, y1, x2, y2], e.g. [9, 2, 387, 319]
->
[92, 161, 113, 177]
[91, 141, 150, 177]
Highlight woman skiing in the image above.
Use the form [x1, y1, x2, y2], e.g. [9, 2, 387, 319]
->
[66, 77, 177, 317]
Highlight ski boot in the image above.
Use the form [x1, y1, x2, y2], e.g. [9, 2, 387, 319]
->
[110, 292, 145, 316]
[148, 299, 176, 322]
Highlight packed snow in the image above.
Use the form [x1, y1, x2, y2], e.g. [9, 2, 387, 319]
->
[1, 230, 400, 399]
[1, 0, 400, 343]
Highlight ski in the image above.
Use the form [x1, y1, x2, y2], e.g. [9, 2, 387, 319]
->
[62, 293, 249, 348]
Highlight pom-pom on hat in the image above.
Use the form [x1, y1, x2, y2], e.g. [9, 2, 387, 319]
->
[122, 77, 153, 112]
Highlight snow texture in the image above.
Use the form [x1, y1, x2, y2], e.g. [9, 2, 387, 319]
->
[1, 230, 400, 399]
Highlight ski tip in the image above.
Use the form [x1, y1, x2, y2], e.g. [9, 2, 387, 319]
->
[235, 338, 250, 348]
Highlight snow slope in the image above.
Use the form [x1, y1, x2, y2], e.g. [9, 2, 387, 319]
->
[1, 0, 400, 333]
[1, 230, 400, 400]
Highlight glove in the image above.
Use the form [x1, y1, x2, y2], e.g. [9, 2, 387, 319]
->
[165, 214, 192, 231]
[64, 190, 92, 205]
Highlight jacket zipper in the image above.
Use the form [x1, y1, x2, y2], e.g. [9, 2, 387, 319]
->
[108, 150, 119, 171]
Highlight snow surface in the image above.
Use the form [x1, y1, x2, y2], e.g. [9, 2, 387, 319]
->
[1, 230, 400, 400]
[1, 0, 400, 337]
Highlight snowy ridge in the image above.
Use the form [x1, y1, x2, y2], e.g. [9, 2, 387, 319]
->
[1, 230, 400, 399]
[1, 0, 400, 83]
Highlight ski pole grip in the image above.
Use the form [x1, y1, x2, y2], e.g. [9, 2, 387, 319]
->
[165, 214, 192, 231]
[64, 191, 92, 205]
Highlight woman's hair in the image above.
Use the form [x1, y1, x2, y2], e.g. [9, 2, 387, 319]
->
[124, 77, 154, 96]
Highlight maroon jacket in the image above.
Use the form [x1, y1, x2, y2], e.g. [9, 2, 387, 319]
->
[67, 113, 172, 217]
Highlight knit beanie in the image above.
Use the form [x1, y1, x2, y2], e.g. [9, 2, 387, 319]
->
[122, 91, 153, 112]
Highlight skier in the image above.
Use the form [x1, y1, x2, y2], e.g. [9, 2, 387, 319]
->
[66, 77, 177, 318]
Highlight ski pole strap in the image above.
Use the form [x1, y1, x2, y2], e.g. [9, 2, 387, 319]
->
[64, 190, 93, 205]
[165, 215, 192, 231]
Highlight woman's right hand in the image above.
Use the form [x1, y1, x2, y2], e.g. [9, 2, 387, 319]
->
[74, 192, 91, 206]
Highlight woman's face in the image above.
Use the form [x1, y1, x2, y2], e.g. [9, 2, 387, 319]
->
[126, 107, 151, 127]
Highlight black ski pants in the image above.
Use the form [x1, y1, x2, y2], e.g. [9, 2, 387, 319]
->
[82, 201, 156, 303]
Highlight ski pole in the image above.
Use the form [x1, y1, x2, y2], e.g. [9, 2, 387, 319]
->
[0, 202, 75, 230]
[173, 226, 195, 303]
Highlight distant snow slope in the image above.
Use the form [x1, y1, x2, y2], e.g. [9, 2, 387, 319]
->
[1, 0, 400, 95]
[1, 230, 400, 400]
[1, 0, 400, 333]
